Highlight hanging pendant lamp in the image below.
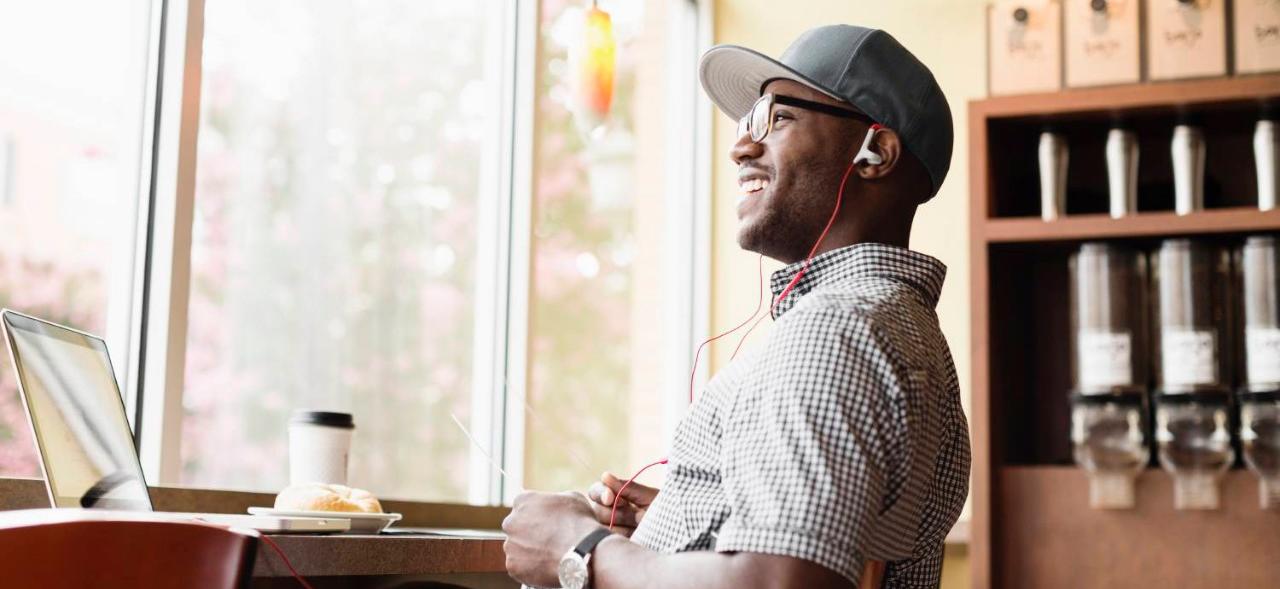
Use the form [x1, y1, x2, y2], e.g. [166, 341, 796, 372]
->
[570, 0, 616, 134]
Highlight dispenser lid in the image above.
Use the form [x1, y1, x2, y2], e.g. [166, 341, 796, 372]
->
[1070, 390, 1146, 406]
[1237, 388, 1280, 403]
[1153, 390, 1232, 405]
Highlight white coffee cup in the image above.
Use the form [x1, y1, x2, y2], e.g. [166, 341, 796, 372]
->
[289, 411, 354, 486]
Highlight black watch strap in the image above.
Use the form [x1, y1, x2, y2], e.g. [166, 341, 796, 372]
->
[573, 528, 613, 557]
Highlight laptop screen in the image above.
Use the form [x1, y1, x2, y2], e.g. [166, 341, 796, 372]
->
[2, 310, 152, 511]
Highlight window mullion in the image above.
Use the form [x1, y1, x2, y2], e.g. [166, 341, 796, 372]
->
[681, 0, 715, 444]
[467, 0, 520, 506]
[137, 0, 205, 486]
[495, 0, 539, 505]
[122, 0, 169, 438]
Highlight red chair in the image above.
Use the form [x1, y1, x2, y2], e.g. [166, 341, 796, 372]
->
[0, 510, 259, 589]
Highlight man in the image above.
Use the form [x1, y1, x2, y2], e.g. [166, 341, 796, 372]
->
[503, 24, 970, 589]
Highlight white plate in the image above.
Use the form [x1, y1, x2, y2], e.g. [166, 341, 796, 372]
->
[248, 507, 402, 533]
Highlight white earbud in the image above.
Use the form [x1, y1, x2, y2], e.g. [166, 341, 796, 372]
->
[853, 124, 884, 166]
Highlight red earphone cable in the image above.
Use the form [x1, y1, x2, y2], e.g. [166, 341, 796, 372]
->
[608, 257, 766, 532]
[607, 458, 668, 531]
[611, 159, 859, 529]
[260, 534, 315, 589]
[728, 161, 856, 360]
[686, 253, 766, 404]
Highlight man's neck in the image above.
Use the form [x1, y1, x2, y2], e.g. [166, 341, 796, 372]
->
[809, 206, 914, 259]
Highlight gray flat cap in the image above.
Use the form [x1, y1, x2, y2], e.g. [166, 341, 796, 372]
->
[700, 25, 954, 199]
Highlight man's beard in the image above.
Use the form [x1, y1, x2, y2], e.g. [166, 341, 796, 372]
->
[737, 162, 849, 264]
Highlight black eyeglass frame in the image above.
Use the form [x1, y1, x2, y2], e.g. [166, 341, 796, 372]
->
[737, 93, 876, 143]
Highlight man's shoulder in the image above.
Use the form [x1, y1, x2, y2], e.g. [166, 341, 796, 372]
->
[765, 294, 896, 367]
[781, 276, 929, 334]
[771, 277, 948, 376]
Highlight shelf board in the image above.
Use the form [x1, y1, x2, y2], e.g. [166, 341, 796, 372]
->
[980, 208, 1280, 243]
[971, 74, 1280, 120]
[996, 466, 1280, 589]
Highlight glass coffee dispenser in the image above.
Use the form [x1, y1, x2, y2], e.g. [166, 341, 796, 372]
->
[1153, 239, 1234, 510]
[1070, 243, 1149, 509]
[1239, 236, 1280, 509]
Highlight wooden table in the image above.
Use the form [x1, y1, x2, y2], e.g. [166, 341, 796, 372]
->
[252, 533, 513, 588]
[0, 478, 516, 588]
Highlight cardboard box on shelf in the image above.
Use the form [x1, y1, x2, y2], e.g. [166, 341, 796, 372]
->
[988, 1, 1063, 95]
[1234, 0, 1280, 75]
[1146, 0, 1228, 80]
[1065, 0, 1142, 87]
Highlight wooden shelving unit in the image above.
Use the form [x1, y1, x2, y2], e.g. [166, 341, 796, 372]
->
[972, 75, 1280, 120]
[968, 74, 1280, 589]
[983, 208, 1280, 243]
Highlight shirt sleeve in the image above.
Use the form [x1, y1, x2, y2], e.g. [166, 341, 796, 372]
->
[713, 305, 908, 586]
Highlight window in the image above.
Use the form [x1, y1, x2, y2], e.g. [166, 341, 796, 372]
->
[180, 0, 509, 502]
[0, 0, 707, 506]
[0, 1, 154, 476]
[523, 0, 694, 491]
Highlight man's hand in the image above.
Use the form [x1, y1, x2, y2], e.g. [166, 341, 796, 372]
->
[587, 472, 659, 538]
[502, 490, 601, 588]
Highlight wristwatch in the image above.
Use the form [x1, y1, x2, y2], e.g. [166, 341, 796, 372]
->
[557, 528, 613, 589]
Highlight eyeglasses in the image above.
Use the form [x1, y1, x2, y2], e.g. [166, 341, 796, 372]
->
[737, 93, 874, 144]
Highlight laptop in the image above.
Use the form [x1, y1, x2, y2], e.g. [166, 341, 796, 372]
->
[1, 309, 348, 534]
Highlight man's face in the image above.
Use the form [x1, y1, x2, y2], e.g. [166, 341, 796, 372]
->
[732, 80, 860, 263]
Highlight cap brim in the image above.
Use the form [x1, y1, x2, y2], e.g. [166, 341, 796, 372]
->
[698, 45, 843, 121]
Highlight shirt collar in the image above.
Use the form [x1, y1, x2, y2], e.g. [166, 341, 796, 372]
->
[769, 243, 947, 319]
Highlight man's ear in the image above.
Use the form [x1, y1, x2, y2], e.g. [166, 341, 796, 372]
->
[854, 125, 902, 181]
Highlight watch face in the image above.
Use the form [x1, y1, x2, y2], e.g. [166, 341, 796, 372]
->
[558, 552, 589, 589]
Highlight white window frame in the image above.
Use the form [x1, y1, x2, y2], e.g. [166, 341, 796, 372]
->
[134, 0, 205, 484]
[471, 0, 534, 505]
[113, 0, 169, 435]
[131, 0, 712, 505]
[490, 0, 539, 505]
[666, 0, 715, 448]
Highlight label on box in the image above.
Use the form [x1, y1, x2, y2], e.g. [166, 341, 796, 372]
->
[1065, 0, 1141, 87]
[1247, 327, 1280, 386]
[988, 0, 1062, 95]
[1161, 329, 1217, 387]
[1146, 0, 1228, 80]
[1234, 0, 1280, 74]
[1078, 330, 1133, 390]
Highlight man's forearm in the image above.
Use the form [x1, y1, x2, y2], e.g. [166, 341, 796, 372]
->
[591, 535, 850, 589]
[592, 535, 733, 589]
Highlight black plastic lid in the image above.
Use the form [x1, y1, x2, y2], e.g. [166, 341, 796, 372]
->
[290, 411, 354, 429]
[1153, 390, 1231, 406]
[1070, 391, 1146, 406]
[1237, 388, 1280, 403]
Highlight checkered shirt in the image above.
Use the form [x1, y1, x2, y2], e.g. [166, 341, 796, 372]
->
[631, 243, 970, 588]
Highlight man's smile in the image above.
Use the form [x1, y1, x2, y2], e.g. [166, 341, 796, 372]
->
[737, 170, 771, 217]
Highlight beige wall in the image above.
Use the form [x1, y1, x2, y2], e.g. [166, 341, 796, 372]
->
[707, 2, 990, 587]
